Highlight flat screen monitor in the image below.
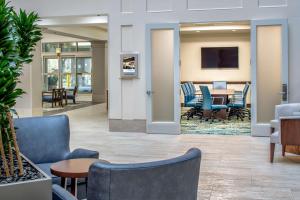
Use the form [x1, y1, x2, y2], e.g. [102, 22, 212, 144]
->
[201, 47, 239, 69]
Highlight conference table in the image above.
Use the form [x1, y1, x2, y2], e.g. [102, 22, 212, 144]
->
[210, 89, 235, 96]
[195, 89, 235, 99]
[196, 88, 236, 119]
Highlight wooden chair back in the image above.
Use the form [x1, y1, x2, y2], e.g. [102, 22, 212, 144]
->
[73, 86, 78, 96]
[53, 88, 64, 99]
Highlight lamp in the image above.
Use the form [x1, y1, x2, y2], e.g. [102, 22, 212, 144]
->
[56, 47, 61, 57]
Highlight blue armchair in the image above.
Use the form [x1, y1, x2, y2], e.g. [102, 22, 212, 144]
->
[200, 85, 228, 121]
[52, 148, 201, 200]
[14, 115, 99, 185]
[181, 82, 203, 120]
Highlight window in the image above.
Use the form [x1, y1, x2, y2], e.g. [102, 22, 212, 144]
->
[78, 42, 92, 51]
[43, 58, 59, 90]
[42, 43, 59, 53]
[42, 42, 92, 53]
[77, 58, 92, 92]
[61, 57, 76, 89]
[43, 57, 93, 93]
[42, 41, 93, 93]
[61, 42, 77, 52]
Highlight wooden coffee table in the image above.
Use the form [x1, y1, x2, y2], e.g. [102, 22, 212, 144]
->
[50, 158, 108, 196]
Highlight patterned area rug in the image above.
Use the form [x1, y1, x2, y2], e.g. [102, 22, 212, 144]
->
[43, 101, 98, 116]
[181, 110, 251, 135]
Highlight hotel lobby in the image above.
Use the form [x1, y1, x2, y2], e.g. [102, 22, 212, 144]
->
[1, 0, 300, 200]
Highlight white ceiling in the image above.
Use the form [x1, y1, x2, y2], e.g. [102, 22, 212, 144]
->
[39, 15, 108, 27]
[42, 24, 108, 42]
[41, 33, 86, 43]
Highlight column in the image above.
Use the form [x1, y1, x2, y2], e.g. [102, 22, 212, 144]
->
[91, 41, 106, 103]
[15, 42, 43, 117]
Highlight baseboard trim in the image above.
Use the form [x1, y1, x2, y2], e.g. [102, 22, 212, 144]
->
[109, 119, 146, 133]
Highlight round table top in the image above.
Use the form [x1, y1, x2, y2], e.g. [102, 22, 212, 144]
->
[50, 158, 108, 178]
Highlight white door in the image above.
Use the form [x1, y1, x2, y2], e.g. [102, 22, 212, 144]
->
[251, 19, 289, 136]
[146, 24, 180, 134]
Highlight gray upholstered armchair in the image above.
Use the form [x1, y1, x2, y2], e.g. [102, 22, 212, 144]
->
[270, 103, 300, 162]
[52, 148, 201, 200]
[14, 115, 99, 184]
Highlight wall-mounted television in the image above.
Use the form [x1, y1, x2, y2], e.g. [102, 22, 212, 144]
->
[201, 47, 239, 69]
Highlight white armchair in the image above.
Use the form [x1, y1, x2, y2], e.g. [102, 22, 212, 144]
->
[270, 103, 300, 162]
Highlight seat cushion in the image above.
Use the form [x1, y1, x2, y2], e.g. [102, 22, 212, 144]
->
[270, 131, 280, 144]
[212, 104, 228, 110]
[228, 103, 244, 108]
[66, 94, 75, 99]
[186, 97, 202, 107]
[42, 95, 53, 102]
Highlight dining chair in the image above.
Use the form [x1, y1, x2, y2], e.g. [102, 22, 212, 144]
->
[200, 86, 228, 121]
[65, 85, 78, 104]
[212, 81, 227, 90]
[42, 88, 65, 108]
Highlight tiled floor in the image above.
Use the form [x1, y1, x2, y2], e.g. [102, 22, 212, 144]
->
[62, 104, 300, 200]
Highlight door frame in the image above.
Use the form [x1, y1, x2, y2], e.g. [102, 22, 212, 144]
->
[145, 23, 181, 134]
[250, 19, 289, 136]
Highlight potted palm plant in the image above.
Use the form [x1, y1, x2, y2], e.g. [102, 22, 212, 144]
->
[0, 0, 51, 199]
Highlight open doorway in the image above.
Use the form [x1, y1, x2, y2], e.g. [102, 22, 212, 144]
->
[179, 21, 252, 135]
[39, 16, 109, 116]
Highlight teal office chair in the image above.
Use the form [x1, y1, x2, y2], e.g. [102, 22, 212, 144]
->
[228, 83, 250, 121]
[186, 81, 197, 95]
[200, 86, 228, 121]
[181, 83, 203, 120]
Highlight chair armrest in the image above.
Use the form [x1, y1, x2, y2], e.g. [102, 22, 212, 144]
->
[66, 148, 99, 160]
[270, 120, 279, 128]
[52, 185, 77, 200]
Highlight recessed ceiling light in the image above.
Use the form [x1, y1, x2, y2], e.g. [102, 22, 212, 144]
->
[196, 30, 201, 33]
[180, 25, 250, 32]
[232, 29, 237, 32]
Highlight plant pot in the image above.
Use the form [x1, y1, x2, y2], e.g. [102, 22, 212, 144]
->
[0, 154, 52, 200]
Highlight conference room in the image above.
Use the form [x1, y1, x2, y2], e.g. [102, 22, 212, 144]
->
[180, 21, 251, 135]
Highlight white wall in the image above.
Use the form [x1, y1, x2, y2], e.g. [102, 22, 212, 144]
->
[180, 32, 251, 104]
[181, 32, 250, 82]
[15, 42, 43, 117]
[10, 0, 300, 122]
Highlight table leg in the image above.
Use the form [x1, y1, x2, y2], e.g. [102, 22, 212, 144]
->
[61, 177, 66, 188]
[71, 178, 77, 197]
[85, 177, 88, 194]
[65, 94, 68, 105]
